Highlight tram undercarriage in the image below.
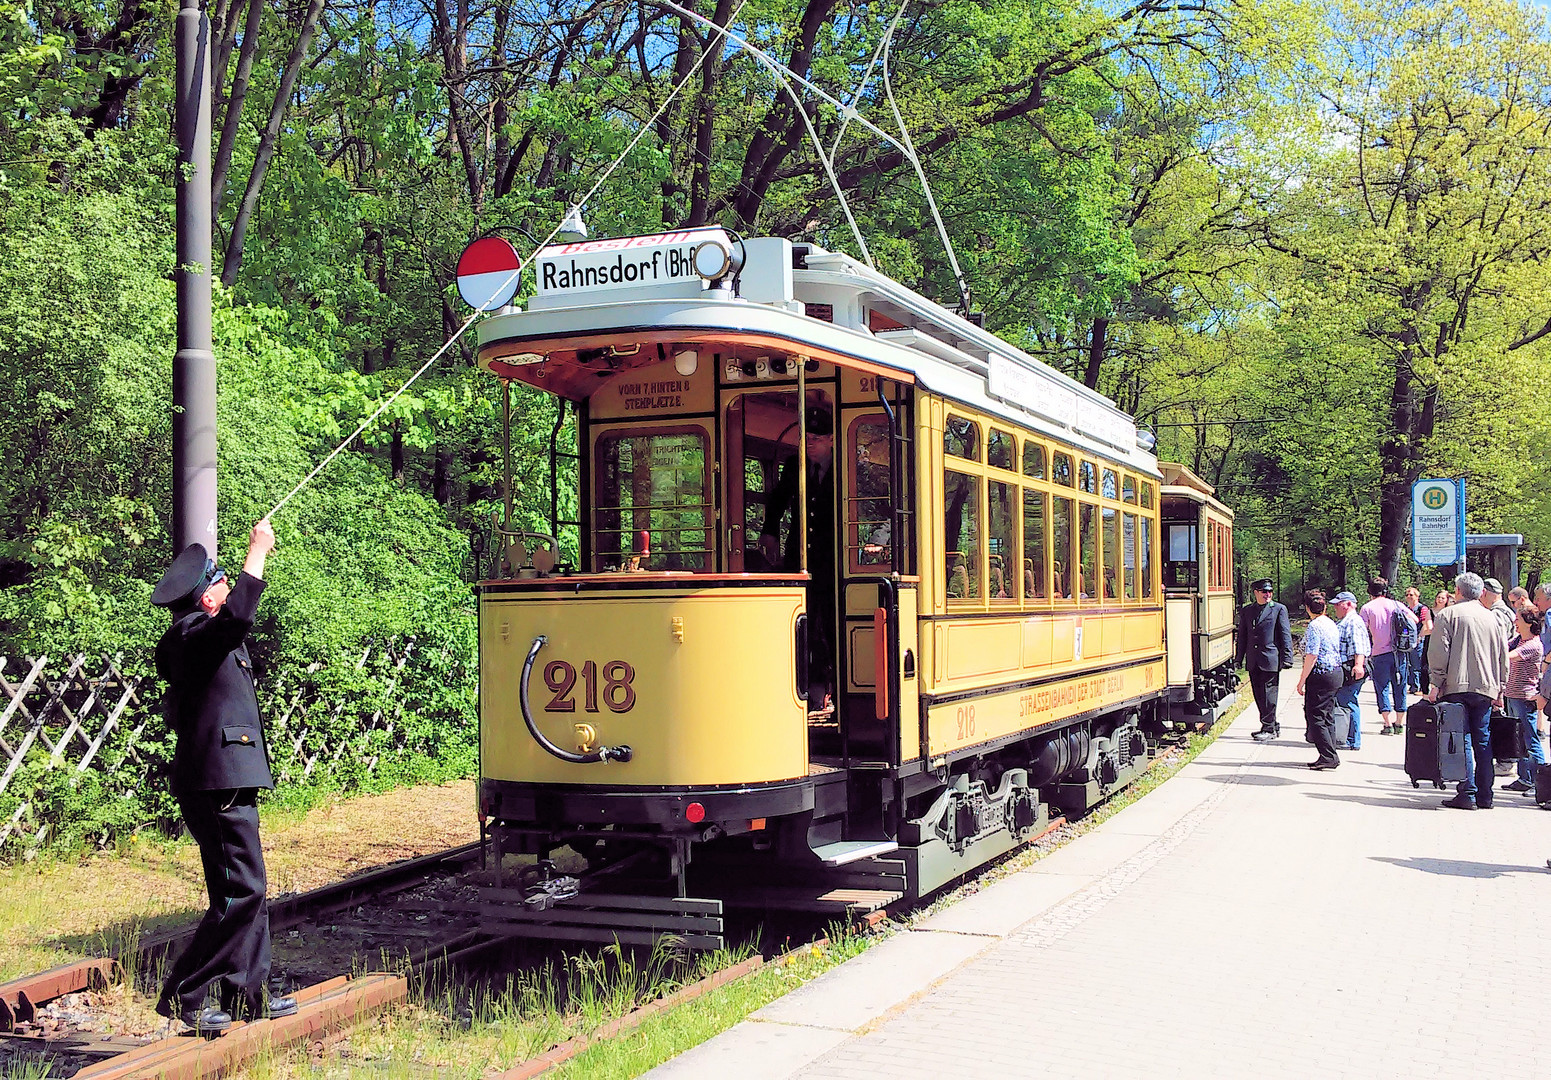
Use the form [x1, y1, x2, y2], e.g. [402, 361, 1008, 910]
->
[480, 696, 1163, 913]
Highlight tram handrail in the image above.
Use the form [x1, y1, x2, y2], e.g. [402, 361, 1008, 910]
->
[519, 635, 633, 765]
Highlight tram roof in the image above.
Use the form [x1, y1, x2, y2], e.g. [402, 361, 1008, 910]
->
[475, 234, 1159, 476]
[1159, 462, 1234, 520]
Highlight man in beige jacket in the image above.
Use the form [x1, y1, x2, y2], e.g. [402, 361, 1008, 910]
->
[1428, 572, 1508, 810]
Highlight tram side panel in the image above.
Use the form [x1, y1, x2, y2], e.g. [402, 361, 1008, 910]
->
[898, 392, 1169, 894]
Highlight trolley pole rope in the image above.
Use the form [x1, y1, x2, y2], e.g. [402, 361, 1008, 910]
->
[264, 1, 749, 522]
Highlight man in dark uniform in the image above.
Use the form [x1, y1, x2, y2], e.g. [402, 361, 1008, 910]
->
[1237, 577, 1293, 741]
[151, 518, 296, 1033]
[760, 404, 836, 711]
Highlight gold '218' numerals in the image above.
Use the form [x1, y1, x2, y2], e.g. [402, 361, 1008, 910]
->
[544, 660, 637, 713]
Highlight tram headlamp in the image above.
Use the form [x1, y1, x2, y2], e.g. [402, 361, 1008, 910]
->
[692, 240, 743, 283]
[673, 349, 699, 376]
[1136, 428, 1157, 452]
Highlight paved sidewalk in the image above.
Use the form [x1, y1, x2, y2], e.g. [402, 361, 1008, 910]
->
[646, 671, 1551, 1079]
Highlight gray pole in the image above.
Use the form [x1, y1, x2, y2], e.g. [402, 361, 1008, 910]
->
[173, 0, 217, 556]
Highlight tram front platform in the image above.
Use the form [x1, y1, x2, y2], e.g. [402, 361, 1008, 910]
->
[646, 668, 1551, 1079]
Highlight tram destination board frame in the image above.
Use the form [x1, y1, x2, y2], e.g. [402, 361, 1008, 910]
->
[1411, 478, 1466, 567]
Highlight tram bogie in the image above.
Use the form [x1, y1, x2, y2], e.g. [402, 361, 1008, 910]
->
[472, 228, 1214, 911]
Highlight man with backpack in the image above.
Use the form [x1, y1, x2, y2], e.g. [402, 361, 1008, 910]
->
[1360, 577, 1417, 739]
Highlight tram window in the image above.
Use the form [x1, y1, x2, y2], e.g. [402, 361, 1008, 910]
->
[1164, 522, 1198, 589]
[1123, 476, 1137, 504]
[944, 470, 981, 599]
[1205, 522, 1215, 589]
[1075, 503, 1097, 600]
[1052, 452, 1074, 487]
[1023, 489, 1047, 600]
[1141, 518, 1154, 598]
[945, 416, 979, 461]
[1052, 496, 1074, 599]
[1102, 469, 1118, 500]
[1101, 507, 1120, 599]
[594, 429, 710, 571]
[1023, 441, 1046, 480]
[1141, 482, 1153, 509]
[988, 429, 1014, 470]
[989, 481, 1017, 601]
[1123, 512, 1138, 599]
[849, 416, 893, 570]
[1079, 461, 1097, 494]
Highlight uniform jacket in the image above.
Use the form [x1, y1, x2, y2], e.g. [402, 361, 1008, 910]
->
[156, 572, 274, 796]
[1236, 600, 1293, 672]
[1427, 599, 1508, 700]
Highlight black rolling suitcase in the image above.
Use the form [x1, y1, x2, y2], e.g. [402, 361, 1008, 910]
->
[1490, 708, 1528, 761]
[1406, 700, 1470, 789]
[1537, 763, 1551, 807]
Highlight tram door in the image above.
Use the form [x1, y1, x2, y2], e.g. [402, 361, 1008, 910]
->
[723, 389, 840, 718]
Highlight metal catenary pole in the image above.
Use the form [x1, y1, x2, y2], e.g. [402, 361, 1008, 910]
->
[173, 0, 217, 556]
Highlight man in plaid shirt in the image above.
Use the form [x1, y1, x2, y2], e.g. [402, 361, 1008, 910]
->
[1332, 590, 1371, 749]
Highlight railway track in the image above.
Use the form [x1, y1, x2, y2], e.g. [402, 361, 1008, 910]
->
[0, 841, 500, 1078]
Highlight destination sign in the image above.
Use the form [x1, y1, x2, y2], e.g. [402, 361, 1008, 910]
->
[535, 227, 731, 297]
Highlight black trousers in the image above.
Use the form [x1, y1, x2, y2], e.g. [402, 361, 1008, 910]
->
[160, 789, 271, 1018]
[1248, 667, 1281, 730]
[1303, 667, 1343, 765]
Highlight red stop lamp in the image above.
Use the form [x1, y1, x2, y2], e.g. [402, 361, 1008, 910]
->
[685, 802, 706, 824]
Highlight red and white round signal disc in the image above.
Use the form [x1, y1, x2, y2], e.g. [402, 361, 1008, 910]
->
[456, 236, 522, 311]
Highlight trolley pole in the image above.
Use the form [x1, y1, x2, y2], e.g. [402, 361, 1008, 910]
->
[172, 0, 217, 555]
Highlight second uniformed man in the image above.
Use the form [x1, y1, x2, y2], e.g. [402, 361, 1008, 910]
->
[1237, 577, 1294, 741]
[152, 518, 296, 1033]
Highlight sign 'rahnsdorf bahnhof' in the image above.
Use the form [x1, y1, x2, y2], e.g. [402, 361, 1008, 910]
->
[536, 228, 731, 295]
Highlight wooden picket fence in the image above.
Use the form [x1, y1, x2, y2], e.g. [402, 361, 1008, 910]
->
[0, 639, 459, 855]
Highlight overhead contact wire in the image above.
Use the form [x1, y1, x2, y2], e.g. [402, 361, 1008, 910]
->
[265, 0, 750, 521]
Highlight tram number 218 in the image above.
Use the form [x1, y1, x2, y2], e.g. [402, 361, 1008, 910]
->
[544, 659, 637, 713]
[955, 704, 976, 741]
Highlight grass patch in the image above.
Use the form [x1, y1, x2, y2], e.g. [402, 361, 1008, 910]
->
[238, 929, 871, 1079]
[0, 779, 476, 982]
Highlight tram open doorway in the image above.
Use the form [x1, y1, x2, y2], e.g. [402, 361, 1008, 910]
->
[723, 388, 840, 724]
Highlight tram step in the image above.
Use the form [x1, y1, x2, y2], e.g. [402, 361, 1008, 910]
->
[716, 885, 902, 915]
[812, 839, 900, 866]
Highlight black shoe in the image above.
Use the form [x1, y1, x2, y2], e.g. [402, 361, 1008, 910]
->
[1502, 780, 1534, 793]
[1252, 729, 1275, 742]
[163, 1005, 231, 1033]
[264, 995, 299, 1019]
[1442, 794, 1477, 810]
[1309, 760, 1338, 770]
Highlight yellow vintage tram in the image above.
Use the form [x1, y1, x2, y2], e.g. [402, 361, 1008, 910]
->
[1160, 464, 1240, 721]
[473, 227, 1223, 909]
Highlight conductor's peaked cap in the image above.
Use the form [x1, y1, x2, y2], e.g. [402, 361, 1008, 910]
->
[151, 544, 218, 609]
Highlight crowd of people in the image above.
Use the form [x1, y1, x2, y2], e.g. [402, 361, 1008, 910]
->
[1238, 573, 1551, 808]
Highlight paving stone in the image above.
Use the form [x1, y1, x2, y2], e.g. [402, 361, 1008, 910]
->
[641, 1021, 851, 1080]
[751, 927, 990, 1031]
[916, 870, 1089, 937]
[650, 671, 1551, 1078]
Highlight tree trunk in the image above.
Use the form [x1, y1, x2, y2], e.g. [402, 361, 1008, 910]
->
[433, 0, 483, 213]
[1084, 317, 1108, 390]
[221, 0, 328, 287]
[685, 0, 734, 226]
[433, 444, 454, 506]
[211, 0, 264, 228]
